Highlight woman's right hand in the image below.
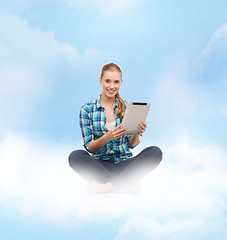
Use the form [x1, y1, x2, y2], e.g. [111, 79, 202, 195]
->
[105, 123, 126, 141]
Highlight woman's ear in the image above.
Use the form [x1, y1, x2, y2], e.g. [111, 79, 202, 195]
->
[99, 77, 102, 85]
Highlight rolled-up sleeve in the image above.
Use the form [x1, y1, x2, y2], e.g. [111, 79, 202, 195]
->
[79, 107, 94, 153]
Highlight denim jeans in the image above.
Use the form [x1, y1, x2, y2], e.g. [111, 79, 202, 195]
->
[68, 146, 162, 187]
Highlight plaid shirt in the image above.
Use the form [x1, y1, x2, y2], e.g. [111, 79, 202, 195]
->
[79, 94, 138, 163]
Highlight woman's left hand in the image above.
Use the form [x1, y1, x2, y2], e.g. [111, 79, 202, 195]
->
[138, 121, 147, 136]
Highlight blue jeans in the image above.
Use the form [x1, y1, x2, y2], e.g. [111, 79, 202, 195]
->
[68, 146, 162, 187]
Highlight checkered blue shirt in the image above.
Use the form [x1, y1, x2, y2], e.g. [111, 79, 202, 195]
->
[79, 94, 138, 163]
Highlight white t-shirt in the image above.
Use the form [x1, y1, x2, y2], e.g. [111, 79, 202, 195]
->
[106, 121, 116, 131]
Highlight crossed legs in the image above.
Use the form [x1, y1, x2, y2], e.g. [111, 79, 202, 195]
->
[68, 146, 162, 193]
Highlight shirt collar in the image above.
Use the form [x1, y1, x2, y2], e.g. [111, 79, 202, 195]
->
[96, 94, 118, 110]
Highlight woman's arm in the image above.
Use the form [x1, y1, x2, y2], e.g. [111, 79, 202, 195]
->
[88, 134, 109, 153]
[88, 124, 126, 153]
[129, 134, 140, 148]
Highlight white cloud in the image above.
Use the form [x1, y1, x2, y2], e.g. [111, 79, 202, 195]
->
[0, 133, 150, 222]
[115, 215, 227, 240]
[149, 23, 227, 143]
[0, 11, 80, 75]
[153, 58, 196, 117]
[197, 25, 227, 123]
[196, 23, 227, 113]
[196, 23, 227, 91]
[200, 23, 227, 60]
[0, 12, 79, 132]
[0, 11, 109, 134]
[0, 133, 86, 220]
[0, 133, 227, 227]
[61, 0, 143, 16]
[148, 57, 198, 140]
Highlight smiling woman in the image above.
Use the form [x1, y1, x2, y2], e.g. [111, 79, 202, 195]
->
[68, 63, 162, 194]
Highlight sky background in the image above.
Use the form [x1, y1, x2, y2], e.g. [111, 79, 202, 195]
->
[0, 0, 227, 239]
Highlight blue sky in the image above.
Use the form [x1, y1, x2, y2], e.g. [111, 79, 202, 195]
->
[0, 0, 227, 239]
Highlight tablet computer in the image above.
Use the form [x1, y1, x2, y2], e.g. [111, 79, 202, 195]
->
[122, 102, 151, 134]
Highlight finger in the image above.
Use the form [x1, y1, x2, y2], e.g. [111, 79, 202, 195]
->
[115, 123, 124, 131]
[138, 126, 144, 133]
[139, 123, 144, 129]
[142, 122, 147, 128]
[116, 126, 126, 134]
[139, 123, 146, 131]
[114, 129, 126, 138]
[116, 125, 126, 133]
[141, 122, 147, 128]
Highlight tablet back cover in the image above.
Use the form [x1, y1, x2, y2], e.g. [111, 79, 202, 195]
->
[122, 102, 151, 134]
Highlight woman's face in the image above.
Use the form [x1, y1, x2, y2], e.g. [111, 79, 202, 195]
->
[99, 70, 122, 98]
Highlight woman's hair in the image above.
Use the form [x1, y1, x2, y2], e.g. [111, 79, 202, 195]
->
[100, 63, 126, 121]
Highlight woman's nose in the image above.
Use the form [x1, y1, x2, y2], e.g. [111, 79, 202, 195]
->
[110, 83, 114, 88]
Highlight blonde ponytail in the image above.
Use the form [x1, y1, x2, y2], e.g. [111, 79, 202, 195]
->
[115, 92, 126, 121]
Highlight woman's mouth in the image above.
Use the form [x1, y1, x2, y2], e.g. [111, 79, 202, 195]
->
[107, 90, 115, 94]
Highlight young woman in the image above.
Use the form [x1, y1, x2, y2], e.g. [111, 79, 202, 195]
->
[68, 63, 162, 194]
